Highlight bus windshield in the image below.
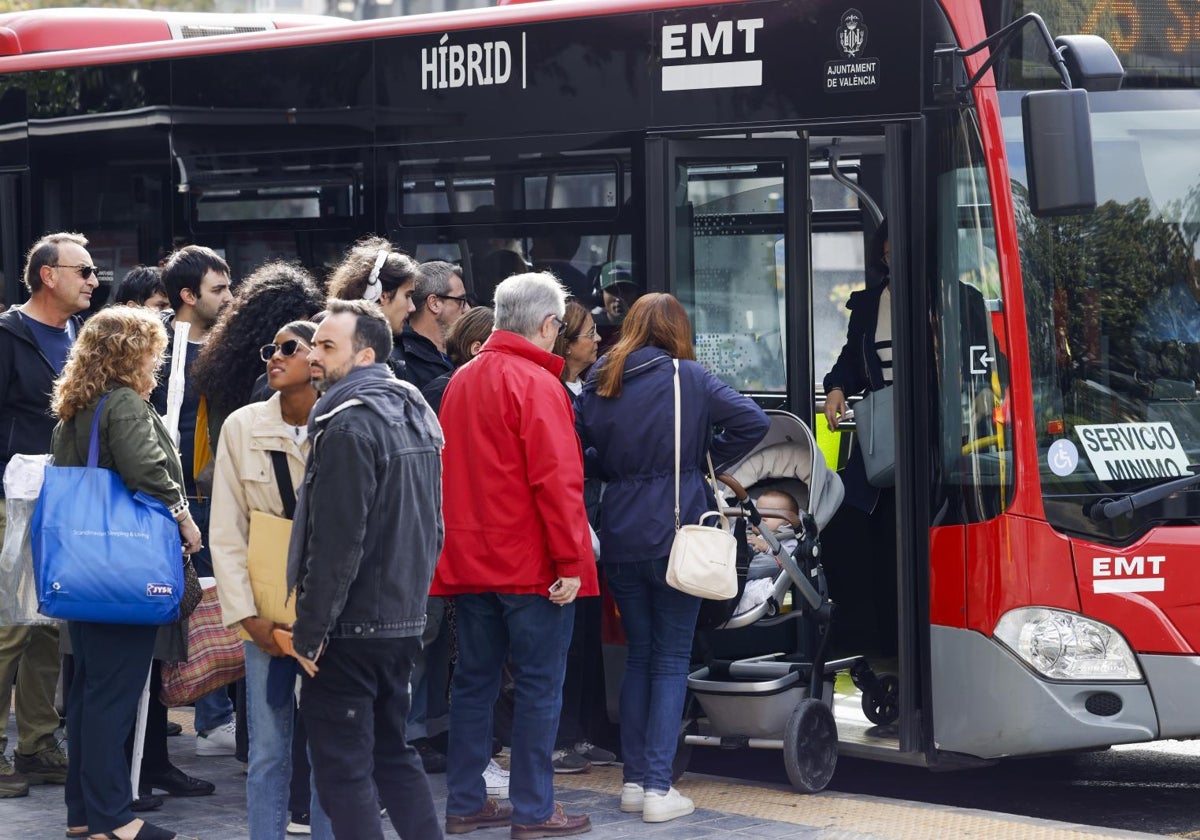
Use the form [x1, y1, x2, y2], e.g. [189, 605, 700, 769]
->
[1003, 90, 1200, 540]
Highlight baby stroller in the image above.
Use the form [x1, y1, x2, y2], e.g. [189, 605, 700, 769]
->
[676, 410, 895, 793]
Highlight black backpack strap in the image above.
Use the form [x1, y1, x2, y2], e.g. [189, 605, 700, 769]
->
[270, 450, 297, 520]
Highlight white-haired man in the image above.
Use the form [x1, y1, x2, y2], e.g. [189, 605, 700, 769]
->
[434, 272, 597, 839]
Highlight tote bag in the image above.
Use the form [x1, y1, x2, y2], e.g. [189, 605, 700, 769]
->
[855, 385, 895, 488]
[32, 393, 183, 625]
[664, 360, 739, 600]
[160, 583, 245, 707]
[238, 452, 298, 640]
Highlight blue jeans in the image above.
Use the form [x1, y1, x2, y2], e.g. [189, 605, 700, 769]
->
[446, 593, 574, 826]
[244, 643, 333, 840]
[604, 558, 701, 794]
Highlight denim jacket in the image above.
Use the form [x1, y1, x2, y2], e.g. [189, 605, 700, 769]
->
[288, 365, 444, 659]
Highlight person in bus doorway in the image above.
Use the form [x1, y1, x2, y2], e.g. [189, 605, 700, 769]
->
[327, 237, 420, 380]
[821, 220, 899, 658]
[434, 273, 596, 839]
[590, 261, 641, 356]
[548, 299, 613, 775]
[575, 294, 768, 824]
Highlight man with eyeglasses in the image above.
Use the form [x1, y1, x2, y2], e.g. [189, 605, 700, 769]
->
[434, 272, 596, 839]
[399, 260, 473, 391]
[0, 232, 99, 796]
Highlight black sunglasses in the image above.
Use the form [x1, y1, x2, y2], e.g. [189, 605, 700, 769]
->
[49, 264, 100, 280]
[437, 293, 475, 307]
[260, 339, 310, 362]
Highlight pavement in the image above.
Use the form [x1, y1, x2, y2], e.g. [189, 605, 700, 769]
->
[0, 709, 1170, 840]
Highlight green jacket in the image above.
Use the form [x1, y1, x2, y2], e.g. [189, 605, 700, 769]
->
[51, 387, 187, 516]
[51, 386, 190, 662]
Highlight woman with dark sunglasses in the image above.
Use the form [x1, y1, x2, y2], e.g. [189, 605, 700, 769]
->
[211, 320, 334, 840]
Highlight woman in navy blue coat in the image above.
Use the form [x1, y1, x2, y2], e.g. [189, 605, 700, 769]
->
[575, 293, 768, 823]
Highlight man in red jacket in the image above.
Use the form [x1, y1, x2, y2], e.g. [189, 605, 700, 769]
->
[434, 272, 598, 839]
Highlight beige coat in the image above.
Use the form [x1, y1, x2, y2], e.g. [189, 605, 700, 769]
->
[210, 393, 309, 630]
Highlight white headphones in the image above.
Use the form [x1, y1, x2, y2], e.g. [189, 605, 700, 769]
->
[364, 250, 388, 303]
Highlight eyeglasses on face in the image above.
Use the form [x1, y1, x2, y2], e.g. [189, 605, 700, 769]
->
[569, 327, 598, 341]
[436, 293, 475, 308]
[260, 339, 311, 363]
[49, 264, 99, 280]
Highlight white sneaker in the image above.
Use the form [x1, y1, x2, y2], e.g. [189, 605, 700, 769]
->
[482, 758, 509, 799]
[195, 720, 237, 756]
[642, 787, 694, 823]
[620, 782, 644, 813]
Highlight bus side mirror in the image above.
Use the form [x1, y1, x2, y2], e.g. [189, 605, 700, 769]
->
[1022, 88, 1096, 217]
[1055, 35, 1124, 93]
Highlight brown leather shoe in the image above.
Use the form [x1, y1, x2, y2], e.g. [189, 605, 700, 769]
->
[510, 802, 591, 839]
[445, 798, 514, 835]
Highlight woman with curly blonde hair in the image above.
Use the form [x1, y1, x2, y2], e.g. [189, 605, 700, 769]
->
[51, 306, 201, 840]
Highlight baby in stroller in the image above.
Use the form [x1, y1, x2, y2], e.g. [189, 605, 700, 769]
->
[746, 489, 801, 580]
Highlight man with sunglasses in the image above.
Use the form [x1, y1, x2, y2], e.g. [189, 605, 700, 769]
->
[0, 232, 99, 796]
[399, 260, 473, 391]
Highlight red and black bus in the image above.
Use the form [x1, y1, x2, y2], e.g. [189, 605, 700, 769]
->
[0, 0, 1197, 775]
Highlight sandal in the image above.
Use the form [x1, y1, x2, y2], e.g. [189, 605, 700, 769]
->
[66, 830, 88, 839]
[96, 820, 177, 840]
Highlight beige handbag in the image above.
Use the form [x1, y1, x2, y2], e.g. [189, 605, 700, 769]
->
[665, 360, 739, 600]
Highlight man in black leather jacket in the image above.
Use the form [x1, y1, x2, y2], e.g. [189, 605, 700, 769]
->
[286, 298, 445, 840]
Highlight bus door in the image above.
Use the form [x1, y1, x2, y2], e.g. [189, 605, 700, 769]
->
[652, 138, 809, 412]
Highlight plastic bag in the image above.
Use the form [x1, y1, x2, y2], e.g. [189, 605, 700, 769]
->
[0, 455, 56, 625]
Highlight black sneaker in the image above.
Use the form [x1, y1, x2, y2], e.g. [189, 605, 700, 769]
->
[140, 765, 215, 797]
[414, 740, 447, 774]
[13, 745, 67, 785]
[551, 749, 591, 774]
[574, 740, 616, 765]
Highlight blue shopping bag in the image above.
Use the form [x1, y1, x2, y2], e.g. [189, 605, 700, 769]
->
[31, 393, 183, 625]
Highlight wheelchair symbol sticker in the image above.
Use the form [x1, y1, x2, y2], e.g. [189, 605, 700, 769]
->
[1048, 439, 1079, 477]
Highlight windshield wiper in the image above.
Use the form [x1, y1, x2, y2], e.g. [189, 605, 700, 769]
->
[1088, 467, 1200, 522]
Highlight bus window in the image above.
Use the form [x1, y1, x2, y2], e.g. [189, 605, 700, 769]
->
[674, 159, 789, 394]
[932, 109, 1013, 521]
[1006, 89, 1200, 542]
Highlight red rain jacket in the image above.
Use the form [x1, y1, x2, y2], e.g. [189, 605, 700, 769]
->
[431, 330, 598, 597]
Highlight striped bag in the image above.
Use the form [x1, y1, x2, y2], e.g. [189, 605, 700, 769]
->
[159, 584, 245, 707]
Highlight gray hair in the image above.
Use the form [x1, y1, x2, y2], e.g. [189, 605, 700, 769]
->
[494, 272, 567, 338]
[415, 261, 460, 310]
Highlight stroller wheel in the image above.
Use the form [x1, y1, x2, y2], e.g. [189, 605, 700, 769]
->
[862, 673, 900, 726]
[783, 698, 837, 794]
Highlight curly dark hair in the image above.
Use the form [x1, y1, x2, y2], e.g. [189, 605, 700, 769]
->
[327, 236, 419, 302]
[191, 261, 324, 417]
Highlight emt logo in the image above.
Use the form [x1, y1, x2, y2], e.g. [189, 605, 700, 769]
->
[1092, 555, 1165, 594]
[660, 18, 765, 92]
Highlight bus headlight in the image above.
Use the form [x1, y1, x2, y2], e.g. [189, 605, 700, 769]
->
[993, 608, 1143, 681]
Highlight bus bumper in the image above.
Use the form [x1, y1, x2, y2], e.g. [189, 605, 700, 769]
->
[1141, 654, 1200, 738]
[930, 625, 1156, 758]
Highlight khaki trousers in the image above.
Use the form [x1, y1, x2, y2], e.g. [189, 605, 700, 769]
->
[0, 498, 62, 755]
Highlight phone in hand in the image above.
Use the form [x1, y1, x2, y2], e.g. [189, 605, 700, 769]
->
[548, 579, 564, 595]
[272, 628, 295, 657]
